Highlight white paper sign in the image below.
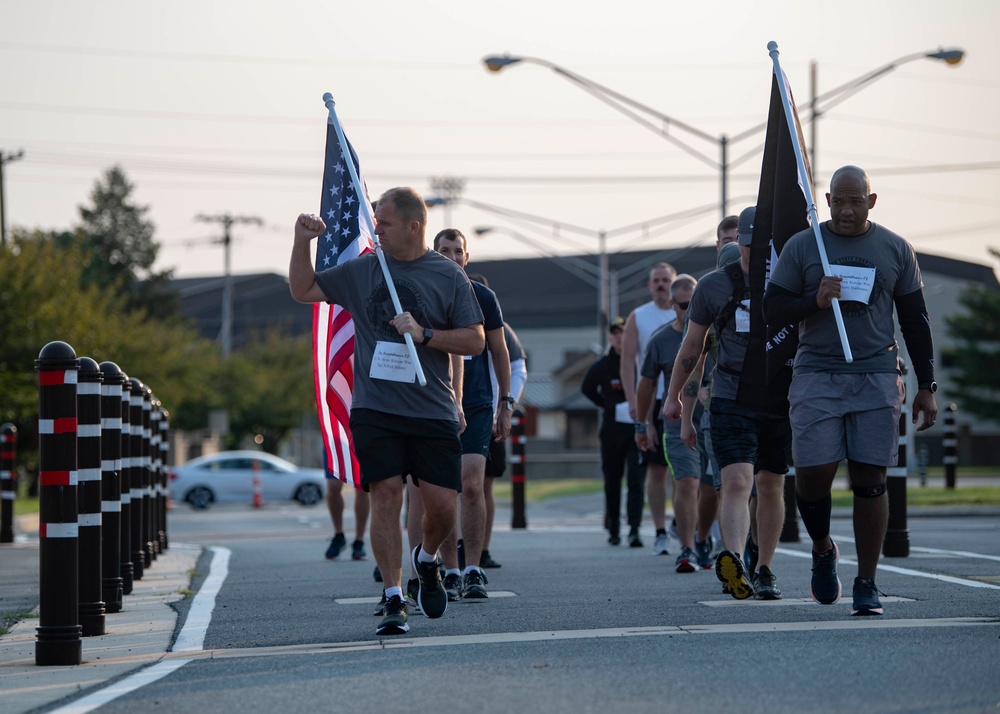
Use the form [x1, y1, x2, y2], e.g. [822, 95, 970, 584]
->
[615, 401, 632, 424]
[830, 265, 876, 303]
[370, 341, 416, 383]
[736, 300, 751, 333]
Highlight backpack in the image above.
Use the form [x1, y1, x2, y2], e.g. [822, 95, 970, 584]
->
[713, 261, 747, 340]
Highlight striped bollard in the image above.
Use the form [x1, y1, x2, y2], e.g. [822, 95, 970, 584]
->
[150, 399, 164, 553]
[119, 373, 134, 594]
[884, 373, 911, 558]
[35, 340, 82, 666]
[77, 358, 106, 635]
[127, 378, 145, 580]
[159, 406, 169, 552]
[99, 361, 125, 612]
[944, 404, 958, 489]
[142, 386, 156, 563]
[1, 423, 16, 543]
[510, 409, 527, 529]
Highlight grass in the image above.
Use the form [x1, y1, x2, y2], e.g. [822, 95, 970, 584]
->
[494, 478, 1000, 507]
[1, 610, 39, 635]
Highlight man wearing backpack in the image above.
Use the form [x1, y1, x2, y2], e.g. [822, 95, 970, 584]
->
[663, 207, 789, 601]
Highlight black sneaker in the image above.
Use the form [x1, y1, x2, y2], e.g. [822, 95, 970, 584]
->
[810, 540, 842, 605]
[462, 568, 489, 599]
[608, 533, 622, 546]
[457, 539, 466, 571]
[411, 544, 448, 618]
[373, 566, 382, 583]
[325, 533, 346, 560]
[628, 528, 644, 548]
[743, 532, 759, 576]
[851, 577, 884, 616]
[753, 565, 782, 600]
[406, 578, 419, 608]
[351, 540, 367, 561]
[375, 594, 409, 635]
[480, 550, 502, 568]
[373, 589, 387, 616]
[443, 573, 463, 602]
[695, 537, 714, 570]
[675, 547, 697, 573]
[715, 550, 754, 600]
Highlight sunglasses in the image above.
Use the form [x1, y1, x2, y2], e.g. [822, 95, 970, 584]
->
[674, 300, 690, 310]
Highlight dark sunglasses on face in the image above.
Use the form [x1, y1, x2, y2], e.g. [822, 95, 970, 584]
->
[674, 300, 690, 310]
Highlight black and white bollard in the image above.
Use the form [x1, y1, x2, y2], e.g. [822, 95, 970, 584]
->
[1, 423, 16, 543]
[77, 357, 106, 636]
[35, 340, 82, 666]
[119, 372, 135, 594]
[510, 409, 527, 530]
[884, 380, 911, 558]
[944, 404, 958, 489]
[99, 361, 125, 613]
[127, 378, 145, 580]
[158, 405, 169, 552]
[141, 384, 155, 566]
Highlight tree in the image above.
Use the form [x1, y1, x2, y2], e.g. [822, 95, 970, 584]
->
[77, 165, 178, 319]
[943, 275, 1000, 422]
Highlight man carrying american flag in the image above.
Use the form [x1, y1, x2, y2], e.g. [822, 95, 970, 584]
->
[290, 184, 485, 636]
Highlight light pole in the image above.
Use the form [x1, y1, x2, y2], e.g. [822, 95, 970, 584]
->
[0, 149, 25, 246]
[482, 48, 964, 214]
[809, 48, 964, 179]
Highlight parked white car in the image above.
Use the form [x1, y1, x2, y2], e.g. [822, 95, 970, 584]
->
[168, 451, 325, 509]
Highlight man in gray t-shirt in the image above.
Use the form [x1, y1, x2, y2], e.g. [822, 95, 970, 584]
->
[290, 187, 485, 635]
[764, 165, 937, 617]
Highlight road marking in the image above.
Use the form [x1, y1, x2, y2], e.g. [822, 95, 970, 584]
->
[159, 617, 1000, 662]
[172, 545, 232, 652]
[834, 534, 1000, 563]
[335, 591, 517, 605]
[47, 659, 192, 714]
[698, 596, 915, 607]
[776, 546, 1000, 590]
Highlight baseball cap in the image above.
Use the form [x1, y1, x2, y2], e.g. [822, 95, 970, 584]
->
[738, 206, 756, 246]
[717, 241, 741, 268]
[609, 316, 626, 333]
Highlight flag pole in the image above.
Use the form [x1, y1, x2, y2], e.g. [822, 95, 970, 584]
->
[322, 93, 428, 386]
[766, 42, 853, 363]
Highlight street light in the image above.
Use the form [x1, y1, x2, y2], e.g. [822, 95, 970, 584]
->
[809, 47, 965, 178]
[482, 48, 964, 213]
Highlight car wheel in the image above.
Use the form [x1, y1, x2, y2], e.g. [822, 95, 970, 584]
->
[186, 486, 214, 510]
[294, 482, 322, 506]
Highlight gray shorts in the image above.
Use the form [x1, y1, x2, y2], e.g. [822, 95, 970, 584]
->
[661, 421, 700, 480]
[788, 371, 904, 468]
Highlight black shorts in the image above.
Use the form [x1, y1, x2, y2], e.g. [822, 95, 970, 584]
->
[485, 437, 507, 478]
[709, 398, 792, 475]
[460, 404, 494, 457]
[349, 408, 462, 492]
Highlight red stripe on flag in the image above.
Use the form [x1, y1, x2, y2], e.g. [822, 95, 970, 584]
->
[40, 471, 73, 486]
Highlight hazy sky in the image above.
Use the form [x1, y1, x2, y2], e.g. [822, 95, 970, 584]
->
[2, 0, 997, 279]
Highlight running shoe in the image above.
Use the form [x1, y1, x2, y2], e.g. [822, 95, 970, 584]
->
[351, 540, 366, 561]
[443, 573, 463, 602]
[373, 566, 382, 583]
[373, 590, 386, 616]
[325, 533, 346, 560]
[629, 528, 645, 549]
[715, 550, 754, 600]
[810, 540, 842, 605]
[406, 578, 419, 608]
[675, 547, 698, 573]
[462, 568, 489, 599]
[652, 532, 669, 555]
[480, 550, 502, 568]
[695, 537, 714, 570]
[411, 544, 448, 618]
[753, 565, 782, 600]
[608, 533, 622, 546]
[851, 577, 884, 616]
[375, 594, 409, 635]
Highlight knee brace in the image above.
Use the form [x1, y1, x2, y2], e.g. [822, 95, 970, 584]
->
[853, 482, 887, 498]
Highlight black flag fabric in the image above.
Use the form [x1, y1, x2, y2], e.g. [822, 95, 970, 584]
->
[736, 70, 813, 415]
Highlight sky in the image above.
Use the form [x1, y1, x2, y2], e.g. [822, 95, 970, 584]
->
[2, 0, 998, 281]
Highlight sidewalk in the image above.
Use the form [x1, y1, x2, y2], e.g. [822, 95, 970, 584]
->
[0, 519, 200, 714]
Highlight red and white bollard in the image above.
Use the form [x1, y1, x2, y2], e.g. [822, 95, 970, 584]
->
[252, 459, 264, 508]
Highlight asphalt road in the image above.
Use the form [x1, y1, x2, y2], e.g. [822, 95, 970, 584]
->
[5, 493, 1000, 713]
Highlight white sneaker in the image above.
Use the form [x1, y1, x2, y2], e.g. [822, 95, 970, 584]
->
[653, 533, 670, 555]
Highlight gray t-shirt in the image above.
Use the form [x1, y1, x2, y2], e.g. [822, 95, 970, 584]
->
[687, 267, 751, 401]
[769, 221, 923, 375]
[314, 249, 484, 420]
[641, 321, 685, 384]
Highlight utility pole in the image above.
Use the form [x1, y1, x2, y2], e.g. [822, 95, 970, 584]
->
[195, 213, 263, 355]
[0, 149, 25, 246]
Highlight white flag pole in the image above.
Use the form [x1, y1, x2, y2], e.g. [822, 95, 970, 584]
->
[767, 42, 853, 363]
[323, 93, 427, 387]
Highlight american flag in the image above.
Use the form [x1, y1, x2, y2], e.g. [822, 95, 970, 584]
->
[313, 117, 373, 485]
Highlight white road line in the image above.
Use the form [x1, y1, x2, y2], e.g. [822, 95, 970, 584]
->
[698, 596, 915, 608]
[775, 546, 1000, 590]
[48, 659, 192, 714]
[833, 534, 1000, 563]
[172, 545, 232, 652]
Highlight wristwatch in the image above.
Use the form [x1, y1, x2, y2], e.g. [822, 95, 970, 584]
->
[501, 393, 515, 411]
[421, 328, 433, 345]
[918, 381, 938, 393]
